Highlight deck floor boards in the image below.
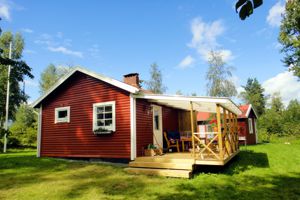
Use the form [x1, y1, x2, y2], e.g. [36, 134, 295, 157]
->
[125, 150, 239, 178]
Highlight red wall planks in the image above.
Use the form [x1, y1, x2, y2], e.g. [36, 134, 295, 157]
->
[135, 99, 153, 157]
[162, 106, 179, 132]
[41, 72, 131, 159]
[238, 109, 257, 145]
[135, 100, 180, 156]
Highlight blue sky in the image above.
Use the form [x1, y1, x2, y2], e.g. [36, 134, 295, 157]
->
[0, 0, 299, 105]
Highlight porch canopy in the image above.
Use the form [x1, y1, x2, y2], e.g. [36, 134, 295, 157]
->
[134, 94, 242, 115]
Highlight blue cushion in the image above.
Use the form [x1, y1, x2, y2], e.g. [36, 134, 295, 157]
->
[167, 131, 180, 140]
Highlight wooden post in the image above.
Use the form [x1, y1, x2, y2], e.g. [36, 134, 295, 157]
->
[216, 104, 223, 160]
[234, 114, 239, 150]
[190, 101, 195, 158]
[222, 107, 227, 159]
[230, 113, 236, 152]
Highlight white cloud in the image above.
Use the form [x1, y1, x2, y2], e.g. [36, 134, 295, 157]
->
[0, 1, 10, 20]
[204, 49, 234, 62]
[35, 33, 83, 58]
[21, 28, 34, 33]
[178, 55, 195, 69]
[267, 1, 285, 27]
[188, 17, 233, 62]
[262, 71, 300, 105]
[48, 46, 83, 58]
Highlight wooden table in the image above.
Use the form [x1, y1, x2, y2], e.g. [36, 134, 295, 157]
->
[181, 137, 192, 152]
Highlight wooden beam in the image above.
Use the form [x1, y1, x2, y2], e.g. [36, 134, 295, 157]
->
[222, 107, 227, 159]
[190, 101, 195, 158]
[216, 104, 224, 160]
[234, 114, 239, 150]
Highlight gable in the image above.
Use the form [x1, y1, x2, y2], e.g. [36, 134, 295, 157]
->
[32, 67, 139, 108]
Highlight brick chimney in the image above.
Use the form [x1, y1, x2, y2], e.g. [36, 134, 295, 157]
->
[123, 73, 140, 88]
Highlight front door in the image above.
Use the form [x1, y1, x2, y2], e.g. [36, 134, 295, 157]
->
[152, 105, 163, 148]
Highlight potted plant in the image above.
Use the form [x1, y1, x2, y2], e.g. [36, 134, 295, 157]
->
[144, 144, 163, 156]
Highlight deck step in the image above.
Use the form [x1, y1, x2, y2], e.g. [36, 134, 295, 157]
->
[129, 161, 193, 170]
[134, 156, 195, 164]
[125, 167, 192, 178]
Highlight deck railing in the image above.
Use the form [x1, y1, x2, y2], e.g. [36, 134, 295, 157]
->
[190, 103, 239, 161]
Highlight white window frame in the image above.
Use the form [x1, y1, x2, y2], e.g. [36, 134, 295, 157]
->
[93, 101, 116, 132]
[55, 106, 70, 123]
[248, 118, 253, 134]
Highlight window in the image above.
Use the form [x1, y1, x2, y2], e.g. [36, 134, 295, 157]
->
[55, 106, 70, 123]
[248, 118, 253, 134]
[93, 101, 116, 132]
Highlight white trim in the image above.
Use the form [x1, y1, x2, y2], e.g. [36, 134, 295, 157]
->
[37, 104, 42, 157]
[133, 93, 242, 115]
[245, 104, 258, 118]
[130, 94, 137, 160]
[248, 118, 253, 134]
[254, 118, 258, 143]
[93, 101, 116, 132]
[32, 67, 139, 108]
[55, 106, 70, 123]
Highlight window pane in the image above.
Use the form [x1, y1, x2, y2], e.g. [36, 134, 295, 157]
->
[97, 107, 104, 113]
[105, 120, 112, 126]
[105, 113, 112, 119]
[97, 113, 104, 119]
[105, 106, 112, 112]
[97, 120, 104, 126]
[58, 110, 68, 118]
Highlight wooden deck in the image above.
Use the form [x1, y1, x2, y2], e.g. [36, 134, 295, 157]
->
[125, 150, 239, 178]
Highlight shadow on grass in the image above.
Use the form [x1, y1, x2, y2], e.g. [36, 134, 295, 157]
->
[193, 150, 269, 175]
[156, 173, 300, 200]
[0, 153, 149, 199]
[63, 171, 147, 199]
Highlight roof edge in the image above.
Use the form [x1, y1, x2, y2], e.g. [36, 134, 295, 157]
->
[32, 67, 140, 108]
[245, 104, 258, 118]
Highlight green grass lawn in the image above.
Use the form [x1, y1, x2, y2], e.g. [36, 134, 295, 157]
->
[1, 138, 300, 200]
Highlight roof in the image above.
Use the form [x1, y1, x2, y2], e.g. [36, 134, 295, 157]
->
[238, 104, 258, 119]
[197, 104, 256, 121]
[134, 94, 242, 115]
[32, 67, 140, 108]
[197, 112, 211, 121]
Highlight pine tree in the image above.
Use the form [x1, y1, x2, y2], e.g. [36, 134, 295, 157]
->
[240, 78, 266, 116]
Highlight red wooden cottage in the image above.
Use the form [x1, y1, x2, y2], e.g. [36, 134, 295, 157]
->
[237, 104, 258, 145]
[197, 104, 258, 145]
[33, 67, 242, 177]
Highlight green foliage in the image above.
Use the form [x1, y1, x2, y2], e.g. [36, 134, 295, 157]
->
[206, 51, 237, 97]
[9, 104, 37, 147]
[0, 31, 33, 126]
[270, 92, 284, 112]
[235, 0, 263, 20]
[146, 63, 166, 94]
[279, 0, 300, 78]
[258, 94, 300, 140]
[258, 109, 283, 138]
[240, 78, 266, 116]
[39, 64, 71, 94]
